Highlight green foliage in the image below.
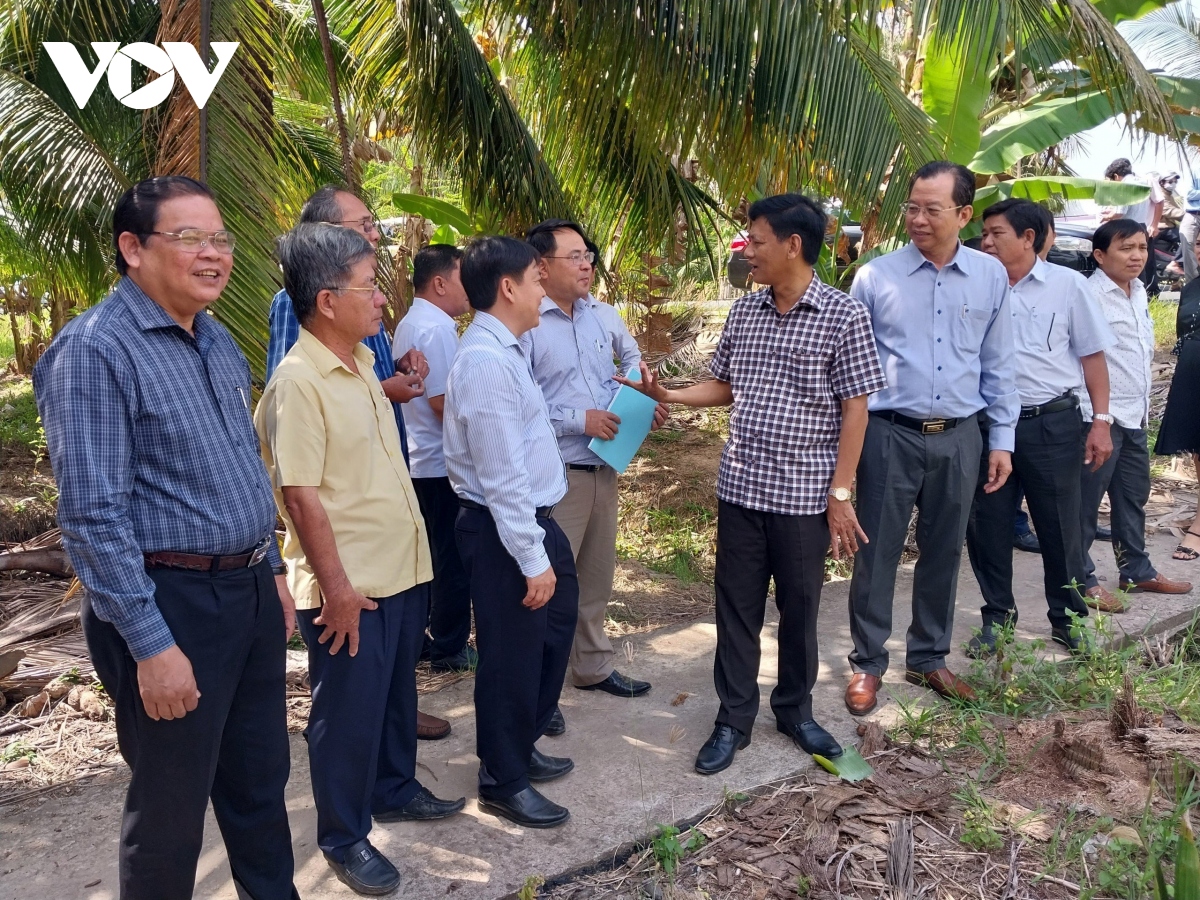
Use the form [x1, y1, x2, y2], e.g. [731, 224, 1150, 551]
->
[0, 376, 44, 458]
[1094, 0, 1175, 24]
[1149, 298, 1177, 351]
[516, 874, 544, 900]
[650, 824, 706, 877]
[0, 741, 35, 764]
[956, 784, 1005, 852]
[1151, 816, 1200, 900]
[391, 192, 478, 236]
[794, 874, 812, 896]
[972, 92, 1118, 174]
[922, 31, 994, 164]
[812, 745, 874, 782]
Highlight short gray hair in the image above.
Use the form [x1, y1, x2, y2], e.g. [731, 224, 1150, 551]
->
[277, 223, 375, 325]
[298, 185, 350, 225]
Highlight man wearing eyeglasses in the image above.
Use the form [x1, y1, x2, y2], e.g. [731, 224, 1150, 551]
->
[845, 161, 1018, 716]
[265, 185, 452, 741]
[256, 223, 465, 895]
[35, 177, 299, 899]
[522, 220, 665, 732]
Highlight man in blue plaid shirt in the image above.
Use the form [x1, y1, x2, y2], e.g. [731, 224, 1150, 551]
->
[35, 177, 299, 900]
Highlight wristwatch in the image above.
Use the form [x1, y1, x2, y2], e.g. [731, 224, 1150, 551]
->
[828, 487, 852, 502]
[272, 563, 288, 576]
[1093, 413, 1115, 424]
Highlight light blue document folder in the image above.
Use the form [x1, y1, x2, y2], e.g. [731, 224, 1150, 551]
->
[588, 370, 657, 473]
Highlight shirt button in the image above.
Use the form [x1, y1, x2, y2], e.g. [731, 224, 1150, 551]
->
[936, 394, 941, 399]
[937, 337, 942, 343]
[937, 309, 942, 314]
[937, 366, 942, 371]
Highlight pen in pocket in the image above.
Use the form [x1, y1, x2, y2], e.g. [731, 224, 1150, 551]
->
[1046, 313, 1055, 352]
[236, 387, 248, 409]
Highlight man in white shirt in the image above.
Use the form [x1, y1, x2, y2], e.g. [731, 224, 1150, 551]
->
[393, 245, 475, 672]
[1102, 159, 1164, 296]
[966, 200, 1116, 655]
[1080, 219, 1191, 599]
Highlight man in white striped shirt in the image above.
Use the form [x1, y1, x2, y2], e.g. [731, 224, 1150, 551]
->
[443, 236, 580, 829]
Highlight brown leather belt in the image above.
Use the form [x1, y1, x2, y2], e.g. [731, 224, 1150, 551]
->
[144, 538, 271, 574]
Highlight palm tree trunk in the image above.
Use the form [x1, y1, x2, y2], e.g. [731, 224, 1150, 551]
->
[199, 0, 210, 181]
[311, 0, 355, 190]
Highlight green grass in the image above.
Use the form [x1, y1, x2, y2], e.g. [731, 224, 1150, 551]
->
[0, 316, 13, 361]
[1150, 298, 1177, 351]
[0, 376, 43, 458]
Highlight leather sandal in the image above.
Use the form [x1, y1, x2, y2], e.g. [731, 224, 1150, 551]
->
[1173, 529, 1200, 561]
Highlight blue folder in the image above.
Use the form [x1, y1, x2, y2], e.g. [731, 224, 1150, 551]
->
[588, 370, 657, 473]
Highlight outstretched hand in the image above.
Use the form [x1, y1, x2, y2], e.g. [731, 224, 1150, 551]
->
[614, 362, 670, 402]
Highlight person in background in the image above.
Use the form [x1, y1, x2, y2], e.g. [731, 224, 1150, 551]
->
[845, 161, 1017, 716]
[1155, 228, 1200, 560]
[257, 223, 464, 896]
[622, 193, 887, 775]
[393, 244, 477, 673]
[1181, 189, 1200, 284]
[1101, 159, 1165, 295]
[443, 236, 579, 829]
[1080, 219, 1192, 599]
[35, 176, 299, 900]
[523, 219, 663, 737]
[965, 199, 1117, 657]
[265, 184, 450, 742]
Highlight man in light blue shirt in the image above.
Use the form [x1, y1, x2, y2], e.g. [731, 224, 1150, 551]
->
[845, 161, 1018, 716]
[523, 220, 663, 718]
[443, 236, 579, 829]
[393, 244, 476, 673]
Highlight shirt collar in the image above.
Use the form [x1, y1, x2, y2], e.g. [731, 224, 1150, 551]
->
[472, 310, 522, 348]
[755, 275, 826, 313]
[411, 296, 456, 326]
[296, 326, 376, 377]
[117, 276, 216, 338]
[538, 295, 586, 319]
[1014, 256, 1049, 288]
[903, 240, 972, 276]
[1090, 267, 1144, 301]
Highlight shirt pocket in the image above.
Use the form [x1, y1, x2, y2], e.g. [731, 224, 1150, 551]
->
[1017, 309, 1066, 355]
[954, 304, 992, 352]
[787, 349, 832, 401]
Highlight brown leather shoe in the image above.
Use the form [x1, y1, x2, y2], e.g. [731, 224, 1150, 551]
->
[417, 710, 451, 741]
[905, 668, 977, 703]
[1120, 573, 1193, 595]
[844, 673, 882, 716]
[1085, 584, 1128, 613]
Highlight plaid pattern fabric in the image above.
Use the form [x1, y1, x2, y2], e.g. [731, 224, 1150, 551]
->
[710, 276, 886, 516]
[34, 278, 282, 660]
[266, 288, 408, 462]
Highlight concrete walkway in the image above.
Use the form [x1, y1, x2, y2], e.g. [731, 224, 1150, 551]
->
[2, 531, 1198, 900]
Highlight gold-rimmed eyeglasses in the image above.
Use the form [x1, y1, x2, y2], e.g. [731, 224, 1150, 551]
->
[148, 229, 236, 253]
[900, 203, 965, 219]
[543, 250, 596, 265]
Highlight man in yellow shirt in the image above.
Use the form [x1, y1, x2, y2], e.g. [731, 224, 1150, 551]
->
[256, 223, 464, 896]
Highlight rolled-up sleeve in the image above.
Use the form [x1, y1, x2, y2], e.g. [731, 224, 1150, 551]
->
[34, 337, 174, 661]
[452, 356, 550, 576]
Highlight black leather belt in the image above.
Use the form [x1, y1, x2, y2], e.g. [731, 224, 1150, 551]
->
[567, 463, 605, 472]
[459, 498, 555, 519]
[1020, 393, 1079, 419]
[870, 410, 967, 435]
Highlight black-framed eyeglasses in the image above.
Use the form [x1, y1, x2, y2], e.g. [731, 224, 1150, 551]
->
[148, 229, 236, 253]
[543, 250, 596, 265]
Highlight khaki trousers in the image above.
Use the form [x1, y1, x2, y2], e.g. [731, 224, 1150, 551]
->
[554, 466, 618, 685]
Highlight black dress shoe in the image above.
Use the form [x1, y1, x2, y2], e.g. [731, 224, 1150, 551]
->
[574, 669, 651, 697]
[1051, 625, 1094, 656]
[694, 724, 749, 775]
[373, 786, 466, 822]
[542, 705, 566, 737]
[325, 839, 400, 896]
[1013, 530, 1041, 553]
[429, 645, 478, 673]
[528, 747, 574, 782]
[478, 786, 570, 828]
[778, 719, 843, 758]
[1095, 524, 1113, 542]
[966, 624, 999, 659]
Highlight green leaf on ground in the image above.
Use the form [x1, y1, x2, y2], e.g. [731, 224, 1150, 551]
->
[813, 745, 873, 782]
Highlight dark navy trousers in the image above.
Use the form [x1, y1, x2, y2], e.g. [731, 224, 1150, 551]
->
[297, 582, 429, 862]
[455, 506, 578, 799]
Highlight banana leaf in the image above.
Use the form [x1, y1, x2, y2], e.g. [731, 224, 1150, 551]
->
[971, 176, 1150, 213]
[813, 745, 873, 783]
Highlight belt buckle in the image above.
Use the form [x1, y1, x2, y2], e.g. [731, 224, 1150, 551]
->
[922, 419, 946, 434]
[248, 538, 270, 567]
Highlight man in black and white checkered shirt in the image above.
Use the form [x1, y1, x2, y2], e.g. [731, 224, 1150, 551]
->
[622, 193, 886, 776]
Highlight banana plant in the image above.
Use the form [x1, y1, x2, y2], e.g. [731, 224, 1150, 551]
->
[1151, 815, 1200, 900]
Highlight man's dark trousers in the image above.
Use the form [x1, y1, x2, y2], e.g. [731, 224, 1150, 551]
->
[1080, 422, 1156, 587]
[296, 583, 428, 861]
[82, 562, 297, 900]
[966, 409, 1090, 630]
[713, 499, 828, 736]
[413, 476, 472, 661]
[848, 413, 983, 675]
[455, 506, 578, 799]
